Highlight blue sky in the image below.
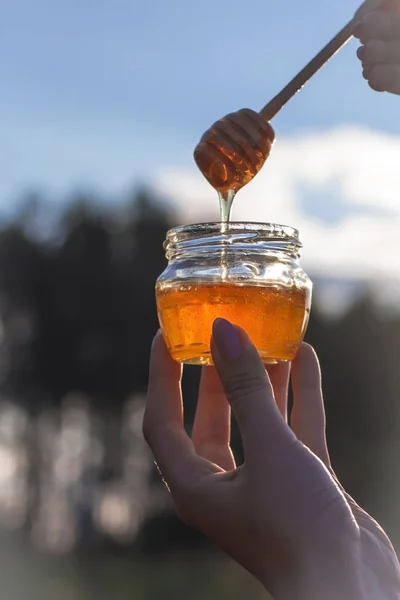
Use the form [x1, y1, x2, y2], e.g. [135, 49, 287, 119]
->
[2, 0, 399, 212]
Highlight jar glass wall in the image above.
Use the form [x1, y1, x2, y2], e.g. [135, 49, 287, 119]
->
[156, 222, 312, 365]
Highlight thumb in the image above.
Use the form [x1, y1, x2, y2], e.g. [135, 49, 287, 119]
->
[211, 318, 295, 462]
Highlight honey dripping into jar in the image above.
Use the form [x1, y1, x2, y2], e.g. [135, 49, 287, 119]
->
[156, 15, 360, 365]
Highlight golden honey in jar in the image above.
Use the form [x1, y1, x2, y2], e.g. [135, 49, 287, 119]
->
[156, 222, 312, 365]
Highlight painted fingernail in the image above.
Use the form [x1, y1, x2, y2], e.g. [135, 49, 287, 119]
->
[212, 318, 243, 361]
[357, 45, 365, 60]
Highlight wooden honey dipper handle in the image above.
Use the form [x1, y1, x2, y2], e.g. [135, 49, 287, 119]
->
[260, 19, 356, 121]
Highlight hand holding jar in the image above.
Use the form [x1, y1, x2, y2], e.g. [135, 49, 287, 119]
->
[354, 0, 400, 94]
[143, 320, 400, 600]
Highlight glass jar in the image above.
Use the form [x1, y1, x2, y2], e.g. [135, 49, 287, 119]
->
[155, 222, 312, 365]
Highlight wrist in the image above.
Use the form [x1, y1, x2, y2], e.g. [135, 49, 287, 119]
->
[268, 537, 365, 600]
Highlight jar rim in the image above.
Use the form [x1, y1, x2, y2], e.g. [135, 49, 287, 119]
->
[166, 221, 299, 241]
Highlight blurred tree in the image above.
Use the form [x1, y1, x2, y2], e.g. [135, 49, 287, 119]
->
[0, 223, 44, 400]
[27, 189, 176, 406]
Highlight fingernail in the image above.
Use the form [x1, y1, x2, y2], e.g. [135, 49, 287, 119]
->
[212, 318, 243, 361]
[357, 45, 365, 60]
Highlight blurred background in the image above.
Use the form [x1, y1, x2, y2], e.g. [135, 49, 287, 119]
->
[1, 0, 400, 598]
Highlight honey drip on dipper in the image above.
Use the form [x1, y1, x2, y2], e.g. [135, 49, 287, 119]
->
[194, 109, 275, 225]
[193, 16, 357, 225]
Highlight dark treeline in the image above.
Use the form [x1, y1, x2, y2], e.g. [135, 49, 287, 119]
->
[0, 189, 171, 407]
[0, 187, 399, 554]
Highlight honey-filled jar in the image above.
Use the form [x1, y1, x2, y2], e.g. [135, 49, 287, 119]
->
[156, 222, 312, 365]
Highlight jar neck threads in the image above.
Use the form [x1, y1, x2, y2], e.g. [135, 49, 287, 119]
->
[164, 222, 302, 262]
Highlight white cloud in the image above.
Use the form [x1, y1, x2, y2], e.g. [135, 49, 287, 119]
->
[153, 125, 400, 282]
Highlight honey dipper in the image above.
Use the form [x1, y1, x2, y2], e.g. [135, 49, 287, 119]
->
[194, 18, 356, 196]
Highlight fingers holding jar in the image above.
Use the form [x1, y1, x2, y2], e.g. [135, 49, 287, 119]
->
[354, 1, 400, 94]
